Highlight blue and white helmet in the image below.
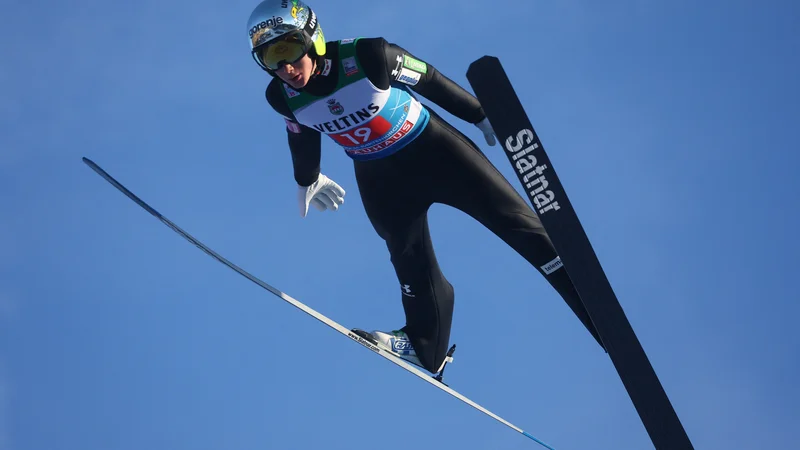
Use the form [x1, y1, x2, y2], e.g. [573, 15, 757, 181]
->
[246, 0, 326, 71]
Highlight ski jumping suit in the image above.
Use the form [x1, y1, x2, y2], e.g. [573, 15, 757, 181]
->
[266, 37, 604, 373]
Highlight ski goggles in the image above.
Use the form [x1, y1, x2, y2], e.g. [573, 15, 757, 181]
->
[256, 32, 312, 71]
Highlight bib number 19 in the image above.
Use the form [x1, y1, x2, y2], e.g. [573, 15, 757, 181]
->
[340, 127, 372, 145]
[330, 116, 392, 147]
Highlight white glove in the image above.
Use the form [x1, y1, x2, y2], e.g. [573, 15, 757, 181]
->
[297, 174, 346, 217]
[475, 117, 497, 146]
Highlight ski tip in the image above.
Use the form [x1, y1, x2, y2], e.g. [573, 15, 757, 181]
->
[82, 157, 105, 175]
[473, 55, 499, 63]
[468, 55, 500, 68]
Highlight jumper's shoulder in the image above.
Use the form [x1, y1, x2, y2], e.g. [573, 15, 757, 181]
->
[354, 36, 389, 56]
[265, 77, 295, 118]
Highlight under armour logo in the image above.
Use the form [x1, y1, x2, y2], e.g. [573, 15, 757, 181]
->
[391, 54, 403, 77]
[401, 284, 415, 297]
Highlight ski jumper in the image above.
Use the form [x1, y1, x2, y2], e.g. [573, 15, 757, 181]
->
[265, 37, 603, 373]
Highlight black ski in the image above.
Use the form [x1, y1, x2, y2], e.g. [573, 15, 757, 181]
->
[466, 56, 694, 450]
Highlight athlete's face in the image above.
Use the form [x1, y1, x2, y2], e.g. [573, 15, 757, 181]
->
[276, 54, 314, 88]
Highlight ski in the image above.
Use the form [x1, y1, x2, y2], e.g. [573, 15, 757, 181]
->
[466, 56, 694, 450]
[81, 156, 557, 449]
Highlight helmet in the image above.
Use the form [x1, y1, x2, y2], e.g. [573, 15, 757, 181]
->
[246, 0, 326, 73]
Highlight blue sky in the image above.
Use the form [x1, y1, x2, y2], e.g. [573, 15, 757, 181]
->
[2, 0, 798, 449]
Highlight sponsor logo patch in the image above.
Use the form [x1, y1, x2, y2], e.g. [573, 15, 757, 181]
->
[327, 98, 344, 115]
[342, 56, 358, 76]
[321, 58, 332, 76]
[541, 256, 563, 275]
[403, 55, 427, 74]
[283, 83, 300, 98]
[396, 67, 421, 85]
[285, 118, 301, 133]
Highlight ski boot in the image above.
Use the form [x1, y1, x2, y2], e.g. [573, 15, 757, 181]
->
[351, 328, 456, 384]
